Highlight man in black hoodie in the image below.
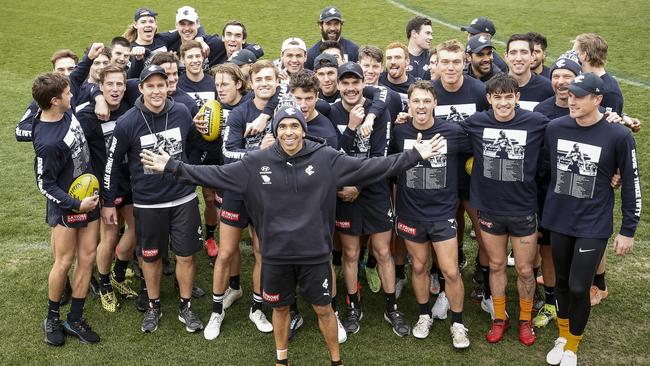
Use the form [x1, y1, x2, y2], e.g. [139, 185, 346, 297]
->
[140, 105, 445, 366]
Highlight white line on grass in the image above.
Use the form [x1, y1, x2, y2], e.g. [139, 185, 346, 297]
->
[387, 0, 650, 90]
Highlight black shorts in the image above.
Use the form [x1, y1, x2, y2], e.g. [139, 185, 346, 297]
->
[538, 225, 551, 246]
[134, 197, 203, 262]
[261, 261, 332, 307]
[457, 156, 471, 200]
[396, 217, 457, 243]
[113, 194, 133, 210]
[47, 207, 100, 228]
[335, 199, 393, 236]
[478, 211, 538, 237]
[219, 192, 251, 229]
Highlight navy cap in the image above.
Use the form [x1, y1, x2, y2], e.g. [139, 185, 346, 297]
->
[337, 62, 363, 80]
[314, 53, 339, 71]
[568, 72, 604, 97]
[550, 57, 582, 77]
[231, 49, 257, 65]
[272, 105, 307, 137]
[319, 6, 343, 22]
[466, 34, 493, 53]
[139, 65, 168, 83]
[134, 7, 157, 21]
[460, 17, 496, 36]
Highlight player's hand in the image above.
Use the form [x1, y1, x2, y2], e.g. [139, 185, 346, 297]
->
[101, 206, 118, 225]
[395, 112, 411, 125]
[78, 194, 99, 213]
[278, 69, 290, 82]
[624, 116, 641, 133]
[94, 95, 110, 121]
[260, 133, 275, 149]
[348, 104, 365, 131]
[88, 43, 105, 60]
[132, 46, 146, 61]
[140, 147, 170, 173]
[246, 114, 270, 136]
[198, 39, 210, 58]
[604, 110, 622, 124]
[358, 114, 375, 138]
[613, 234, 634, 256]
[610, 169, 621, 189]
[337, 186, 359, 202]
[413, 133, 445, 160]
[193, 112, 208, 134]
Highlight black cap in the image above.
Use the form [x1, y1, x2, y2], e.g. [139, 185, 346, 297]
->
[134, 7, 157, 21]
[460, 17, 496, 36]
[337, 62, 363, 80]
[231, 49, 257, 66]
[319, 6, 343, 22]
[466, 34, 494, 53]
[568, 73, 604, 97]
[314, 53, 339, 71]
[139, 65, 168, 83]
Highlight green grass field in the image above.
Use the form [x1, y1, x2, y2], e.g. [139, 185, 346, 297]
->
[1, 1, 649, 365]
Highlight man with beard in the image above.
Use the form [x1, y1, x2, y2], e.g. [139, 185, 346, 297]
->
[358, 45, 404, 121]
[460, 16, 508, 72]
[406, 16, 433, 80]
[379, 42, 416, 110]
[306, 6, 359, 70]
[465, 34, 503, 82]
[528, 32, 550, 78]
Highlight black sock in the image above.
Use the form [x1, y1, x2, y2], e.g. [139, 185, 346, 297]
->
[332, 250, 342, 266]
[212, 292, 224, 314]
[276, 359, 288, 366]
[67, 297, 85, 322]
[418, 301, 431, 317]
[395, 264, 405, 280]
[437, 268, 446, 293]
[385, 292, 397, 313]
[47, 299, 61, 320]
[533, 266, 540, 278]
[205, 224, 217, 240]
[290, 300, 299, 313]
[180, 297, 191, 310]
[480, 265, 491, 299]
[366, 254, 377, 269]
[229, 275, 240, 290]
[347, 291, 360, 309]
[430, 261, 438, 274]
[149, 297, 161, 310]
[331, 360, 343, 366]
[331, 295, 338, 313]
[251, 292, 263, 312]
[544, 286, 555, 305]
[593, 272, 606, 291]
[451, 311, 463, 325]
[113, 258, 129, 282]
[99, 272, 112, 292]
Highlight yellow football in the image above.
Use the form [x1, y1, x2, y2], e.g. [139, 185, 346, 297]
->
[465, 157, 474, 175]
[198, 99, 222, 142]
[68, 173, 99, 201]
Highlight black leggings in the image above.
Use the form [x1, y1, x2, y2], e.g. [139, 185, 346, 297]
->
[551, 232, 607, 336]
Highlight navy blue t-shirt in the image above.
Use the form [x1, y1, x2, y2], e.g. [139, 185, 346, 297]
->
[534, 96, 568, 120]
[307, 113, 339, 149]
[306, 37, 359, 70]
[177, 73, 216, 109]
[408, 49, 430, 81]
[517, 73, 554, 111]
[432, 77, 489, 121]
[379, 72, 415, 111]
[600, 73, 624, 115]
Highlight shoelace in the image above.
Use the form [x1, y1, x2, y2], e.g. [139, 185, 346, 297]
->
[46, 319, 63, 332]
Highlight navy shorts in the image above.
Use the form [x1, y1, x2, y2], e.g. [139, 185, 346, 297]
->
[47, 206, 100, 228]
[335, 199, 393, 236]
[478, 211, 538, 237]
[396, 217, 457, 243]
[219, 191, 251, 229]
[261, 261, 332, 307]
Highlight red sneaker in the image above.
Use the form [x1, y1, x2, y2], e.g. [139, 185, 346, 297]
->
[204, 238, 218, 257]
[518, 320, 536, 346]
[486, 319, 510, 343]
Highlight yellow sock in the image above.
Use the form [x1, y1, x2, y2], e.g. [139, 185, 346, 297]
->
[519, 297, 533, 321]
[557, 317, 569, 340]
[565, 332, 583, 353]
[493, 296, 507, 321]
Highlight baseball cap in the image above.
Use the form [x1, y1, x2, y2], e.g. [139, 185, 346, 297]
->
[176, 6, 199, 23]
[272, 105, 307, 137]
[466, 34, 494, 54]
[319, 6, 343, 22]
[231, 49, 257, 65]
[460, 17, 496, 36]
[139, 65, 168, 83]
[568, 73, 603, 97]
[134, 7, 157, 21]
[281, 37, 307, 54]
[337, 62, 363, 80]
[550, 57, 582, 77]
[313, 53, 339, 71]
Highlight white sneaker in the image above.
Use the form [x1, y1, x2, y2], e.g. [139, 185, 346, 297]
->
[204, 311, 225, 340]
[559, 350, 577, 366]
[395, 278, 408, 299]
[429, 273, 440, 295]
[507, 250, 515, 267]
[450, 322, 470, 349]
[546, 337, 567, 365]
[335, 311, 347, 344]
[249, 309, 273, 333]
[412, 314, 433, 339]
[481, 297, 496, 319]
[431, 292, 450, 320]
[223, 287, 243, 309]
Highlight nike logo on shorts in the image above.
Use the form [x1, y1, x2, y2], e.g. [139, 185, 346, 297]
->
[578, 248, 596, 253]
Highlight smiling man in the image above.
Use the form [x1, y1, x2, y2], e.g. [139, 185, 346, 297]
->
[306, 6, 359, 70]
[380, 42, 415, 109]
[406, 16, 433, 80]
[505, 34, 554, 111]
[465, 34, 503, 83]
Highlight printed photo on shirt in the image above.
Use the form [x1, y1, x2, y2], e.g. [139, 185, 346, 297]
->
[63, 116, 91, 178]
[140, 127, 183, 174]
[481, 128, 527, 182]
[435, 104, 476, 122]
[403, 138, 448, 189]
[188, 91, 216, 108]
[554, 139, 601, 199]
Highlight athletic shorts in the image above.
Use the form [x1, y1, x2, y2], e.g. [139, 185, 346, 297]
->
[538, 226, 551, 246]
[261, 261, 332, 307]
[113, 194, 133, 210]
[478, 211, 538, 237]
[219, 191, 251, 229]
[335, 199, 393, 236]
[395, 217, 457, 243]
[134, 197, 203, 262]
[47, 206, 100, 228]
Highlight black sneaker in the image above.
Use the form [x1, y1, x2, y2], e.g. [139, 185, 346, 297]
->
[64, 318, 100, 344]
[60, 278, 72, 306]
[458, 250, 467, 271]
[344, 306, 363, 334]
[88, 275, 100, 298]
[137, 289, 148, 312]
[208, 255, 216, 267]
[384, 310, 410, 337]
[178, 305, 203, 332]
[288, 311, 304, 341]
[44, 318, 65, 346]
[470, 283, 485, 303]
[472, 268, 484, 285]
[141, 307, 162, 333]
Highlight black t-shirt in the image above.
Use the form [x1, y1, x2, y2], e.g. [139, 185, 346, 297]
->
[432, 77, 489, 121]
[408, 49, 429, 81]
[517, 73, 554, 111]
[600, 73, 624, 115]
[177, 73, 216, 109]
[379, 72, 415, 111]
